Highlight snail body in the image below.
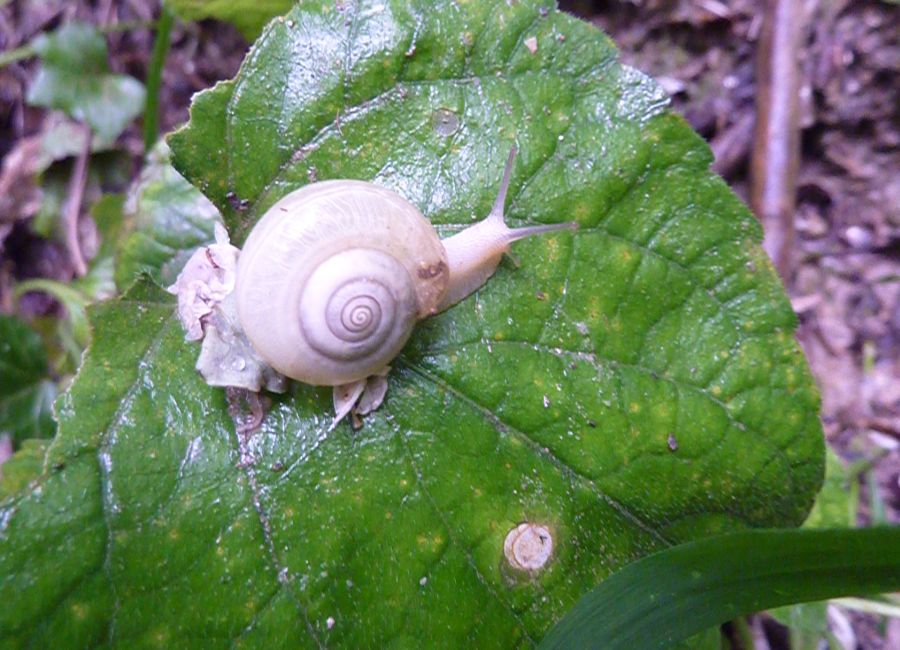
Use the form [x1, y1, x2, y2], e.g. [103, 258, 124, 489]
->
[234, 147, 576, 389]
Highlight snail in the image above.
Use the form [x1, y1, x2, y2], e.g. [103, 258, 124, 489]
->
[170, 147, 577, 428]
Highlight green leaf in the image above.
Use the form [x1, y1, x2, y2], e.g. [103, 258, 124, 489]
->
[539, 527, 900, 650]
[803, 446, 856, 529]
[116, 144, 221, 290]
[26, 23, 145, 143]
[0, 315, 56, 444]
[769, 446, 857, 645]
[0, 439, 50, 499]
[39, 117, 119, 164]
[167, 0, 294, 39]
[3, 1, 823, 645]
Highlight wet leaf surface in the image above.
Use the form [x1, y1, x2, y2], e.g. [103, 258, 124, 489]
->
[1, 1, 824, 646]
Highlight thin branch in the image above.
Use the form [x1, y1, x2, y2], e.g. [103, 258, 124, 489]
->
[711, 111, 755, 178]
[857, 416, 900, 441]
[63, 123, 92, 277]
[750, 0, 803, 281]
[0, 43, 35, 68]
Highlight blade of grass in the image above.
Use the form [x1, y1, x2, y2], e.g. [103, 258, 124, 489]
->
[867, 473, 888, 525]
[539, 527, 900, 650]
[143, 5, 175, 151]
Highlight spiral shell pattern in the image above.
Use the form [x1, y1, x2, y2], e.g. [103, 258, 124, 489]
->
[234, 180, 449, 386]
[300, 249, 416, 363]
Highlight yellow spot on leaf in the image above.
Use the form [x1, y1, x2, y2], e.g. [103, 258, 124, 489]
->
[546, 237, 560, 262]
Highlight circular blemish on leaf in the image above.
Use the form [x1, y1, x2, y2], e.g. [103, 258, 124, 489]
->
[431, 108, 459, 136]
[504, 523, 553, 571]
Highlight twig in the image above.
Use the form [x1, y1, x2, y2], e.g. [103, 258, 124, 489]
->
[750, 0, 803, 281]
[711, 112, 755, 178]
[0, 43, 35, 68]
[143, 6, 175, 151]
[857, 416, 900, 441]
[63, 123, 92, 277]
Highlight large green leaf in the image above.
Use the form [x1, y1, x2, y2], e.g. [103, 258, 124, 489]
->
[1, 1, 823, 646]
[26, 23, 145, 143]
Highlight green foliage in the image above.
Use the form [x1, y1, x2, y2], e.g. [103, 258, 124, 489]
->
[2, 1, 824, 646]
[26, 23, 145, 143]
[0, 439, 49, 499]
[770, 447, 861, 648]
[116, 144, 221, 290]
[13, 280, 91, 366]
[0, 316, 56, 444]
[539, 527, 900, 650]
[14, 194, 122, 374]
[167, 0, 295, 39]
[804, 446, 856, 529]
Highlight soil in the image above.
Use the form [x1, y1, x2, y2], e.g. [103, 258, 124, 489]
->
[1, 0, 898, 646]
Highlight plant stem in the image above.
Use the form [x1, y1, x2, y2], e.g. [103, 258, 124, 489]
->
[749, 0, 803, 281]
[63, 124, 92, 277]
[730, 617, 756, 650]
[0, 43, 35, 67]
[143, 6, 175, 151]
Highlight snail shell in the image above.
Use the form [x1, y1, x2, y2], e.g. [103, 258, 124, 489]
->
[235, 148, 576, 387]
[235, 181, 448, 386]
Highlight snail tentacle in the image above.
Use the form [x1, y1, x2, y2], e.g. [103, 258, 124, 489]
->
[438, 148, 579, 310]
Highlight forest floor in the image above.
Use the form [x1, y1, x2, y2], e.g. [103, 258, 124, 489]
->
[1, 0, 898, 646]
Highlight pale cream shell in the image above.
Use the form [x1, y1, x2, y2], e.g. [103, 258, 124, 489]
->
[234, 181, 448, 386]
